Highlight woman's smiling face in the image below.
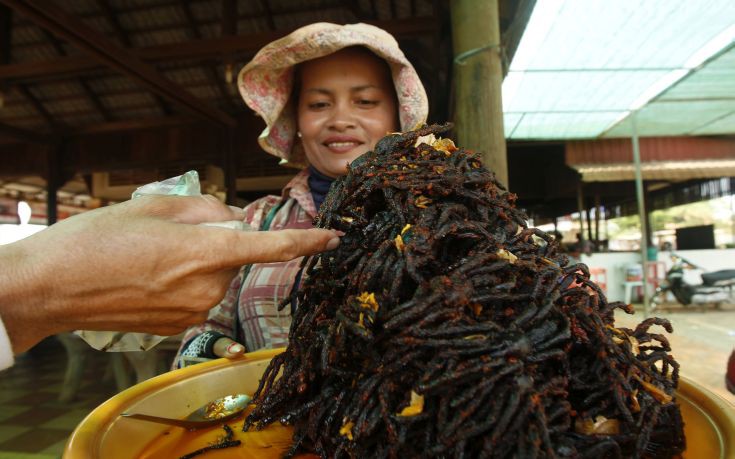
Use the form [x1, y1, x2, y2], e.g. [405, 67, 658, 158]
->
[297, 47, 399, 178]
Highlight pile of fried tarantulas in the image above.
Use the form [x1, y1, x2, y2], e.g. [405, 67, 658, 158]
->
[245, 124, 685, 459]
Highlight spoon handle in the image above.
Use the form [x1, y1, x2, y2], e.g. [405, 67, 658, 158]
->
[120, 413, 211, 429]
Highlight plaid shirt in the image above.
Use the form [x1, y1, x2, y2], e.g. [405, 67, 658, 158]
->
[176, 169, 317, 361]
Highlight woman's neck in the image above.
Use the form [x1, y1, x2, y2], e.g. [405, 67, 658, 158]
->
[307, 166, 335, 211]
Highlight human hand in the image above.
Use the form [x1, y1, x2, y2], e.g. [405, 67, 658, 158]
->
[0, 195, 339, 353]
[213, 336, 246, 359]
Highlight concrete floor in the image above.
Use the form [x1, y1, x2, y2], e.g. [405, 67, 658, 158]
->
[615, 302, 735, 405]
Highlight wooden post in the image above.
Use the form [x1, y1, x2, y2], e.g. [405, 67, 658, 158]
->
[450, 0, 508, 188]
[576, 180, 586, 242]
[586, 208, 593, 243]
[630, 111, 650, 317]
[594, 194, 601, 243]
[643, 187, 653, 247]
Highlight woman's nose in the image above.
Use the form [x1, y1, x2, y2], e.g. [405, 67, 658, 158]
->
[328, 103, 357, 131]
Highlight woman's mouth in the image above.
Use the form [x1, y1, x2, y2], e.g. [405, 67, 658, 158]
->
[323, 138, 363, 154]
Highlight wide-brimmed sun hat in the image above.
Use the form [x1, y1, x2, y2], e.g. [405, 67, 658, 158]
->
[238, 22, 429, 167]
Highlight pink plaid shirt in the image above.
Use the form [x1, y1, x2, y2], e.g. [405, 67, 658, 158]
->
[177, 169, 317, 357]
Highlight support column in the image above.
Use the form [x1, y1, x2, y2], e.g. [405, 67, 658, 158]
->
[643, 187, 654, 247]
[586, 208, 593, 243]
[631, 111, 650, 317]
[0, 5, 11, 110]
[594, 194, 601, 243]
[450, 0, 508, 188]
[576, 180, 586, 242]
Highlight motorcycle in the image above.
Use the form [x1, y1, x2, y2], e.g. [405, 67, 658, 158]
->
[651, 254, 735, 310]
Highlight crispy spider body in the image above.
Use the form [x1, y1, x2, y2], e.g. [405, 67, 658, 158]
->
[244, 124, 685, 459]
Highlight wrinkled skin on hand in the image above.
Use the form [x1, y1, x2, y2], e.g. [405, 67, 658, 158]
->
[0, 195, 340, 353]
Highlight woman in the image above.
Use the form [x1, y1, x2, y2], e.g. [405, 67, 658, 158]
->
[175, 23, 428, 367]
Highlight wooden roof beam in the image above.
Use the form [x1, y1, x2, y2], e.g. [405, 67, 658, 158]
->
[0, 18, 433, 84]
[259, 0, 275, 30]
[1, 7, 58, 134]
[95, 0, 132, 47]
[0, 120, 50, 144]
[342, 0, 377, 21]
[0, 0, 235, 127]
[389, 0, 397, 19]
[370, 0, 378, 19]
[181, 1, 237, 112]
[0, 4, 9, 64]
[16, 84, 58, 129]
[221, 0, 236, 35]
[41, 28, 113, 122]
[95, 0, 172, 116]
[71, 115, 200, 135]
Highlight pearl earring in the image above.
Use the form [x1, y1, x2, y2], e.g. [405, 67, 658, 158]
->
[297, 131, 303, 138]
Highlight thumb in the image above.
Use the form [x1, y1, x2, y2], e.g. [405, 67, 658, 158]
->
[213, 337, 246, 359]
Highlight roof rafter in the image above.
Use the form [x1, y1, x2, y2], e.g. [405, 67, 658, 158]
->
[16, 84, 58, 128]
[95, 0, 172, 116]
[0, 0, 235, 127]
[259, 0, 275, 30]
[11, 1, 350, 53]
[2, 5, 57, 140]
[40, 28, 113, 122]
[0, 17, 434, 84]
[0, 120, 50, 144]
[181, 0, 237, 112]
[0, 16, 436, 82]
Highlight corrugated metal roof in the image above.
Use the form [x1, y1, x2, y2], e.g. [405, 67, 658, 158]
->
[567, 136, 735, 165]
[504, 0, 735, 140]
[115, 106, 163, 119]
[605, 46, 735, 137]
[86, 76, 140, 96]
[163, 67, 209, 84]
[46, 98, 93, 116]
[0, 104, 35, 120]
[187, 85, 222, 101]
[67, 113, 106, 126]
[573, 159, 735, 182]
[31, 82, 84, 100]
[100, 92, 156, 108]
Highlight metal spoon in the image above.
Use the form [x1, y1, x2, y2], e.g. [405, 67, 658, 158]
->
[120, 394, 251, 430]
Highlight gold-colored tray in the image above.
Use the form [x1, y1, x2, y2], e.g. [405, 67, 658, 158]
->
[64, 348, 735, 459]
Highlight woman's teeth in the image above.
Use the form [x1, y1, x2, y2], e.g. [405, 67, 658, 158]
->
[327, 142, 358, 148]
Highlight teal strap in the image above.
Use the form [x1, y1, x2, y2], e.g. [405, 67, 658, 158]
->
[260, 200, 284, 231]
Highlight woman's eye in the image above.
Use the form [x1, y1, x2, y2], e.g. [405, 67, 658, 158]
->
[308, 101, 329, 109]
[357, 99, 379, 106]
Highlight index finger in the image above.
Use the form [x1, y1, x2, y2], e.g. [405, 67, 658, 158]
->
[210, 228, 340, 267]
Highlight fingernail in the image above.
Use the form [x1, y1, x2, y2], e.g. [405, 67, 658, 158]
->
[326, 236, 341, 251]
[226, 343, 244, 355]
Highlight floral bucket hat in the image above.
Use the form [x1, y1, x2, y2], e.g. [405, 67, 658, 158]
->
[238, 22, 429, 167]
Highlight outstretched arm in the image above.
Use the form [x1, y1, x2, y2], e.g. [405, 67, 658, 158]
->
[0, 194, 339, 355]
